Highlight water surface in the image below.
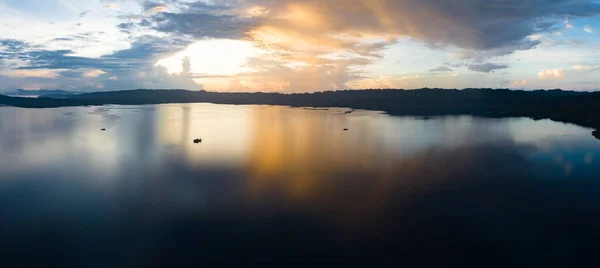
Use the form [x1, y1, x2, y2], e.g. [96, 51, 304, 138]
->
[1, 103, 600, 265]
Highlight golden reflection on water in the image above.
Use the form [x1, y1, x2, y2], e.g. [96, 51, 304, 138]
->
[2, 103, 600, 238]
[247, 106, 345, 199]
[154, 104, 253, 166]
[4, 104, 600, 265]
[1, 103, 599, 191]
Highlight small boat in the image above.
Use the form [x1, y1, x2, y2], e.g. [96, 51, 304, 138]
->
[193, 137, 202, 144]
[343, 128, 349, 131]
[101, 128, 106, 131]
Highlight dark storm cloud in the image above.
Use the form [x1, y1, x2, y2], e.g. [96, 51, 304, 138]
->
[248, 0, 600, 55]
[128, 0, 263, 39]
[148, 12, 260, 39]
[126, 0, 600, 58]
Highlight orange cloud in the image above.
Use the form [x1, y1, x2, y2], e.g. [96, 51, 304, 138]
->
[511, 79, 527, 86]
[146, 5, 168, 14]
[157, 0, 600, 92]
[1, 69, 60, 78]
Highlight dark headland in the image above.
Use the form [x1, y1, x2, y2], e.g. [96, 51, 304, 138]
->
[1, 88, 599, 137]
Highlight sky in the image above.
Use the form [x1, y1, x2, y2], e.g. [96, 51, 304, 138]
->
[1, 0, 600, 93]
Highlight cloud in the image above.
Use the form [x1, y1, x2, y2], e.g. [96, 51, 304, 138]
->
[140, 0, 600, 58]
[573, 64, 596, 70]
[0, 35, 191, 71]
[83, 69, 106, 77]
[563, 39, 585, 46]
[102, 64, 202, 91]
[244, 5, 270, 18]
[254, 0, 600, 51]
[0, 69, 60, 78]
[117, 22, 135, 31]
[7, 49, 133, 70]
[58, 68, 109, 79]
[510, 79, 527, 86]
[0, 61, 201, 92]
[104, 0, 600, 92]
[148, 12, 262, 40]
[431, 72, 459, 78]
[430, 66, 454, 72]
[565, 20, 574, 29]
[467, 63, 508, 73]
[0, 34, 200, 91]
[399, 75, 420, 80]
[109, 35, 191, 61]
[79, 10, 92, 18]
[180, 56, 191, 75]
[145, 4, 169, 14]
[584, 25, 594, 33]
[538, 65, 600, 80]
[0, 39, 30, 52]
[538, 69, 564, 79]
[103, 4, 119, 10]
[199, 55, 369, 92]
[227, 79, 251, 92]
[5, 0, 600, 93]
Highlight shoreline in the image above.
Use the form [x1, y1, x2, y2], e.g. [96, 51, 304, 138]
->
[1, 88, 599, 139]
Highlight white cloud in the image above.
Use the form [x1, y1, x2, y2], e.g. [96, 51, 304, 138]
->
[433, 72, 459, 78]
[537, 64, 600, 81]
[538, 69, 564, 79]
[398, 75, 421, 80]
[103, 4, 119, 10]
[573, 65, 592, 70]
[584, 25, 594, 33]
[244, 6, 270, 18]
[0, 3, 131, 59]
[571, 64, 600, 72]
[564, 20, 574, 29]
[83, 69, 106, 77]
[528, 34, 557, 47]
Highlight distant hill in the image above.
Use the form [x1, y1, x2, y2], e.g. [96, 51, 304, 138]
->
[0, 89, 77, 97]
[0, 88, 599, 132]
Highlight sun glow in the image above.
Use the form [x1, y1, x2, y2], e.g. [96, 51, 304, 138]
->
[156, 39, 263, 76]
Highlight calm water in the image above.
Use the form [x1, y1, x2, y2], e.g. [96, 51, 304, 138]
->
[1, 103, 600, 265]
